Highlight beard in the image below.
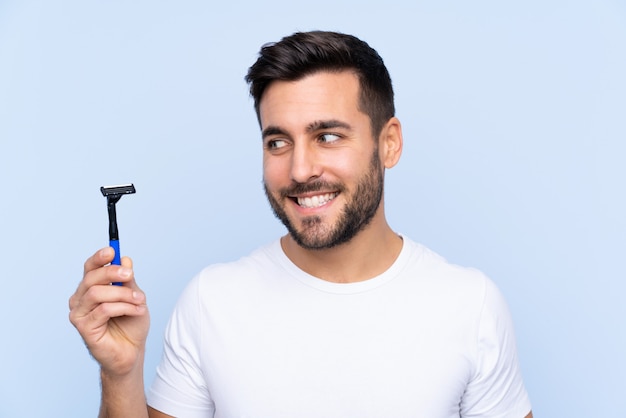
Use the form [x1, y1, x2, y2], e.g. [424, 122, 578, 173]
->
[264, 149, 384, 250]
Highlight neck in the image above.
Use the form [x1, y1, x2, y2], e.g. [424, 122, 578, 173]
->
[280, 214, 403, 283]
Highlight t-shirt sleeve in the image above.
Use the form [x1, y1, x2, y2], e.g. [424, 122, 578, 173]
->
[460, 278, 532, 418]
[147, 275, 215, 418]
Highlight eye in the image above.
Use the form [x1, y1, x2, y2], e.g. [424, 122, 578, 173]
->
[266, 139, 288, 150]
[318, 133, 341, 144]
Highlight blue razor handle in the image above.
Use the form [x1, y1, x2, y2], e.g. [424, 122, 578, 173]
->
[110, 239, 121, 266]
[110, 239, 123, 286]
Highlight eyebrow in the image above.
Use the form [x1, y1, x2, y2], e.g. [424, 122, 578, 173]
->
[261, 126, 287, 139]
[261, 119, 352, 140]
[306, 119, 352, 133]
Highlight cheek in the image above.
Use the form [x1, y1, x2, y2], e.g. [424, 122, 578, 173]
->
[327, 149, 373, 180]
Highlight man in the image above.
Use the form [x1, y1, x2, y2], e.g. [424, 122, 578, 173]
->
[69, 31, 533, 417]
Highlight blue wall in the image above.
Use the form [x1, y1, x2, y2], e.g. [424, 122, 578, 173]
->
[1, 1, 624, 416]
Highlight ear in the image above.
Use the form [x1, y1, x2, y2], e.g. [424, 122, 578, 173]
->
[379, 117, 403, 169]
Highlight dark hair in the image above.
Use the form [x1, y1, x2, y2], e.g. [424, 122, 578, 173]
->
[245, 31, 395, 138]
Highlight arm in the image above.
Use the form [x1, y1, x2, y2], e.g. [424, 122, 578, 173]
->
[69, 247, 152, 418]
[460, 278, 533, 417]
[148, 406, 174, 418]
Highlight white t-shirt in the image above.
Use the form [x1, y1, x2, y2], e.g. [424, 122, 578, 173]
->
[148, 236, 531, 417]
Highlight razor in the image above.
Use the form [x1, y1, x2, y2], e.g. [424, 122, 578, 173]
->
[100, 184, 136, 285]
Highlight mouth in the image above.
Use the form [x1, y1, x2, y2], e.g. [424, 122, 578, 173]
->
[293, 192, 339, 209]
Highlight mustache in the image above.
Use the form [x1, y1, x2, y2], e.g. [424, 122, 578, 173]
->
[278, 180, 344, 198]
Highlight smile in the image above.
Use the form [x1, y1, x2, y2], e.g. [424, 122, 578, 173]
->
[296, 192, 338, 208]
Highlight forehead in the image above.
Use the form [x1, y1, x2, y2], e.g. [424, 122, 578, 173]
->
[258, 71, 364, 130]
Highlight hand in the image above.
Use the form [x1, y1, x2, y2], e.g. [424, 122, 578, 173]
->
[69, 247, 150, 377]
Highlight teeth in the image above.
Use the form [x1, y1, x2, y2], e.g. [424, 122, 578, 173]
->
[297, 193, 337, 208]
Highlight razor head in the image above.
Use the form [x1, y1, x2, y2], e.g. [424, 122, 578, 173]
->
[101, 184, 136, 197]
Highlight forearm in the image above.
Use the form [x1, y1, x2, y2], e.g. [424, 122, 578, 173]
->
[98, 357, 148, 418]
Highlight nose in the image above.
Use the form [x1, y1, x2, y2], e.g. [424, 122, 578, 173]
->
[290, 142, 321, 184]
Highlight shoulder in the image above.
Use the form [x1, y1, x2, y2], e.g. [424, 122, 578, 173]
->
[175, 239, 285, 307]
[396, 236, 516, 333]
[196, 239, 283, 285]
[402, 236, 493, 296]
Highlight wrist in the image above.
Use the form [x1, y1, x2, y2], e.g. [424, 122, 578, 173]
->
[100, 349, 145, 383]
[99, 357, 147, 418]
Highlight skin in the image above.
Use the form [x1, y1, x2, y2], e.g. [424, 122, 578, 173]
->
[69, 69, 532, 418]
[260, 70, 404, 283]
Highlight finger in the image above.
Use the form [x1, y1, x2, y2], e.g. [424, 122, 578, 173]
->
[71, 264, 134, 307]
[70, 283, 146, 324]
[89, 300, 147, 325]
[70, 265, 141, 312]
[70, 253, 139, 312]
[84, 247, 115, 275]
[73, 300, 148, 338]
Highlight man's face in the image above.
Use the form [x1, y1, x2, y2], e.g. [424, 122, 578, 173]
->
[260, 71, 384, 250]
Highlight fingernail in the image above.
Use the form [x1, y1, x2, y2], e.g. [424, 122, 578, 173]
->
[119, 267, 132, 278]
[100, 247, 112, 257]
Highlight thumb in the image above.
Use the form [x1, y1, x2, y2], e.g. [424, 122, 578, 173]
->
[120, 256, 142, 291]
[120, 256, 134, 269]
